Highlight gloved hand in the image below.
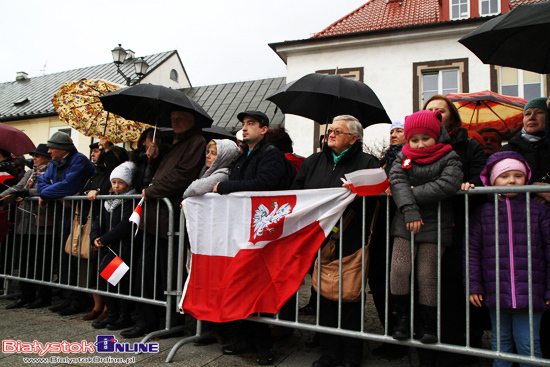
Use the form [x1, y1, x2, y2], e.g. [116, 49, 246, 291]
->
[17, 189, 29, 198]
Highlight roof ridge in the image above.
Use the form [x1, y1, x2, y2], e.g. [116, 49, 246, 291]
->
[186, 76, 286, 89]
[0, 50, 175, 85]
[312, 0, 374, 38]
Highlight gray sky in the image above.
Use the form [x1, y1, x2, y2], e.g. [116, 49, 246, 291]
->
[0, 0, 366, 86]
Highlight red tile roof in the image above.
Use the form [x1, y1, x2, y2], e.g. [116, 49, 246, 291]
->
[312, 0, 440, 38]
[509, 0, 548, 8]
[312, 0, 546, 38]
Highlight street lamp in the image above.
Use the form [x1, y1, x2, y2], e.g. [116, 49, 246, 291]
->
[110, 44, 149, 86]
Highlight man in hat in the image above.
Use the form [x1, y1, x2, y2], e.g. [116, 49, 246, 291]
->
[120, 109, 205, 338]
[37, 131, 95, 315]
[214, 111, 291, 195]
[213, 111, 293, 366]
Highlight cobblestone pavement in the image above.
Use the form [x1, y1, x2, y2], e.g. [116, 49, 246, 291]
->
[0, 276, 493, 367]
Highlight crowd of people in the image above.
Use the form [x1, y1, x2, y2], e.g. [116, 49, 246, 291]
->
[0, 95, 549, 367]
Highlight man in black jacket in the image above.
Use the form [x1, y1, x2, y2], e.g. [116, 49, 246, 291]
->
[214, 111, 288, 194]
[214, 111, 289, 366]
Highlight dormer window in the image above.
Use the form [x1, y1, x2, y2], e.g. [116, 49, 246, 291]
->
[450, 0, 469, 20]
[480, 0, 500, 16]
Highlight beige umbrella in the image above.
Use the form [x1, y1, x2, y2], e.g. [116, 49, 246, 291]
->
[51, 79, 152, 143]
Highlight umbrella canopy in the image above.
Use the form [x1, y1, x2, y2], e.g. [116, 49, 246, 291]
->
[458, 2, 550, 74]
[202, 125, 236, 142]
[99, 84, 213, 129]
[51, 79, 153, 144]
[446, 90, 527, 137]
[0, 123, 36, 156]
[266, 73, 391, 128]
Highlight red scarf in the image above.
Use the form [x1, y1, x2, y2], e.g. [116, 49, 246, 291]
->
[401, 143, 452, 165]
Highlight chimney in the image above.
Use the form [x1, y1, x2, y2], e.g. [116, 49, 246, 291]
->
[125, 49, 135, 59]
[16, 71, 28, 81]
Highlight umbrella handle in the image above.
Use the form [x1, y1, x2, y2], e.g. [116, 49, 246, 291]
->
[103, 111, 109, 137]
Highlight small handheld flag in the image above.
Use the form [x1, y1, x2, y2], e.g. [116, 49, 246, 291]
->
[99, 247, 129, 286]
[129, 197, 144, 235]
[345, 168, 389, 196]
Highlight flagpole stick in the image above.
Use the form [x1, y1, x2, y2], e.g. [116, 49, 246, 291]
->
[105, 245, 117, 256]
[16, 207, 37, 217]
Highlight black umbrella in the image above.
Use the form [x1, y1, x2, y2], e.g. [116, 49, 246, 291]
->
[99, 84, 213, 129]
[458, 2, 550, 74]
[266, 73, 391, 128]
[202, 125, 236, 142]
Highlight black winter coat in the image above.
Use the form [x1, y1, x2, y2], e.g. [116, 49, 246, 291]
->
[500, 134, 550, 183]
[90, 194, 135, 250]
[292, 143, 381, 257]
[217, 137, 287, 194]
[449, 128, 486, 187]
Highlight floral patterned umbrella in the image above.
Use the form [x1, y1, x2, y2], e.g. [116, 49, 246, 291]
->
[446, 90, 527, 138]
[51, 79, 153, 143]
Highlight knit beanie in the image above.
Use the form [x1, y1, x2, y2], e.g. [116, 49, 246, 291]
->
[489, 158, 528, 186]
[110, 161, 136, 187]
[390, 117, 405, 131]
[404, 110, 442, 141]
[47, 131, 75, 151]
[524, 97, 548, 114]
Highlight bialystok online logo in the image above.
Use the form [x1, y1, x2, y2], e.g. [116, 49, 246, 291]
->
[2, 335, 159, 356]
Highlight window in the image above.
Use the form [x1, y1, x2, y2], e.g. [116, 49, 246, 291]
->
[413, 58, 469, 111]
[421, 70, 459, 106]
[499, 67, 545, 101]
[49, 126, 79, 147]
[480, 0, 499, 16]
[170, 69, 178, 82]
[450, 0, 469, 19]
[316, 67, 364, 82]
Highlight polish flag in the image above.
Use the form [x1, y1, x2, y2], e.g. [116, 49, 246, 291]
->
[345, 168, 389, 196]
[0, 172, 14, 185]
[179, 187, 356, 323]
[100, 255, 129, 286]
[128, 198, 144, 235]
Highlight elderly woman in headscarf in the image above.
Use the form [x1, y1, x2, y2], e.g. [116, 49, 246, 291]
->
[181, 139, 240, 201]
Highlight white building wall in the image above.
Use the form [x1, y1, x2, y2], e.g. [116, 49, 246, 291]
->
[141, 54, 191, 89]
[278, 24, 493, 157]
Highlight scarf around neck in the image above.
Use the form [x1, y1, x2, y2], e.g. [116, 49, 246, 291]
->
[521, 127, 544, 143]
[104, 189, 137, 213]
[25, 163, 49, 189]
[401, 143, 452, 165]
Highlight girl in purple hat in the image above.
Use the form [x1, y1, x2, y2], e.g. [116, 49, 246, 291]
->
[467, 151, 550, 366]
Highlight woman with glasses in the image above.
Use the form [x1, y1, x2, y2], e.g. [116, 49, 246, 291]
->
[292, 115, 381, 367]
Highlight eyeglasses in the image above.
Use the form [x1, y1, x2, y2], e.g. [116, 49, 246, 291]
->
[327, 129, 354, 136]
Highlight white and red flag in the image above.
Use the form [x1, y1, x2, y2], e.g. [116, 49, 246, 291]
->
[128, 197, 144, 235]
[179, 187, 355, 323]
[100, 254, 129, 286]
[345, 168, 389, 196]
[0, 172, 14, 185]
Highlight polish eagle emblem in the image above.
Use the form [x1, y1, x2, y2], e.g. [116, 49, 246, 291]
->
[252, 202, 291, 240]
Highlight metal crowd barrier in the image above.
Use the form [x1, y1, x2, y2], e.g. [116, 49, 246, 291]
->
[168, 185, 550, 366]
[2, 188, 550, 366]
[0, 194, 185, 343]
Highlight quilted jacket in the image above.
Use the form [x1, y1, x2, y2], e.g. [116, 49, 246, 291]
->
[467, 151, 550, 310]
[389, 127, 463, 246]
